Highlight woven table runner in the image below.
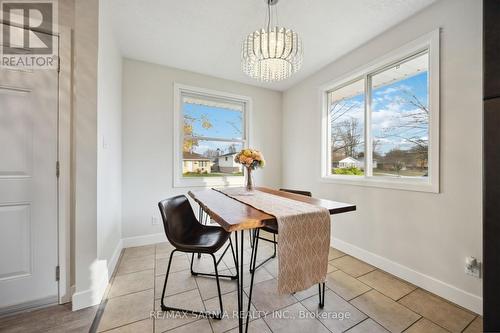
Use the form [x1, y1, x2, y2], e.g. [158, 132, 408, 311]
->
[214, 187, 331, 294]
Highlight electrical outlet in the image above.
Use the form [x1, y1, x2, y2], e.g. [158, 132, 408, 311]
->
[152, 216, 160, 226]
[464, 256, 481, 278]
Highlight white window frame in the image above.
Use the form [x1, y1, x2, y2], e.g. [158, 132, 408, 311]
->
[173, 83, 251, 188]
[320, 30, 440, 193]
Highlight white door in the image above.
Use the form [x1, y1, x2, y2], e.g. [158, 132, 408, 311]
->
[0, 36, 59, 309]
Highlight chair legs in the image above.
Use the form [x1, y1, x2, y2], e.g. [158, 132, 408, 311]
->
[249, 230, 277, 273]
[161, 242, 236, 320]
[161, 250, 223, 319]
[190, 238, 238, 280]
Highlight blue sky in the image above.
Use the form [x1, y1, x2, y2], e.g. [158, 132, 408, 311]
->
[183, 103, 243, 155]
[330, 71, 429, 155]
[183, 103, 243, 139]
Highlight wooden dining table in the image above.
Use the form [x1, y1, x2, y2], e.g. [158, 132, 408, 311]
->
[188, 187, 356, 333]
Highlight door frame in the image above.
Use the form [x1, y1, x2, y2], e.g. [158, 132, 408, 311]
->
[57, 24, 72, 304]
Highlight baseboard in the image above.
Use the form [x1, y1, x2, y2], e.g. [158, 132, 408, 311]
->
[121, 233, 166, 248]
[107, 239, 123, 276]
[71, 268, 108, 311]
[332, 237, 483, 315]
[71, 240, 123, 311]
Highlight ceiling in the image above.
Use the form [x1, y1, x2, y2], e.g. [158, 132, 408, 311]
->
[108, 0, 436, 91]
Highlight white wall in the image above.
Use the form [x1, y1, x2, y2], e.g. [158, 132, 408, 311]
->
[68, 0, 124, 310]
[71, 0, 103, 310]
[282, 0, 482, 313]
[97, 0, 123, 276]
[121, 59, 282, 239]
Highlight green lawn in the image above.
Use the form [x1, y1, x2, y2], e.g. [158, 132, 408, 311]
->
[183, 172, 243, 178]
[372, 169, 427, 177]
[332, 167, 364, 175]
[331, 168, 427, 177]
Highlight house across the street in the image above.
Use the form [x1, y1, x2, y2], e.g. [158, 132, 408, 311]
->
[338, 157, 377, 169]
[182, 151, 213, 174]
[214, 153, 242, 173]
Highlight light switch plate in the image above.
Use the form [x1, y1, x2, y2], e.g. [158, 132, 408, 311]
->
[152, 216, 160, 225]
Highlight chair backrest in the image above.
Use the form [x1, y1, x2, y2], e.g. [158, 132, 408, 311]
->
[279, 188, 312, 197]
[158, 195, 198, 247]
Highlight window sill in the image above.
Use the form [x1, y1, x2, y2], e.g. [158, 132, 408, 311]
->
[174, 176, 244, 188]
[319, 175, 439, 193]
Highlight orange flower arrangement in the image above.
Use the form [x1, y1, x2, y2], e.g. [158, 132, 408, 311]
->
[234, 148, 265, 170]
[234, 149, 265, 191]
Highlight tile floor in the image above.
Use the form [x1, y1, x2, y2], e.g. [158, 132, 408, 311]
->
[95, 234, 482, 333]
[0, 303, 97, 332]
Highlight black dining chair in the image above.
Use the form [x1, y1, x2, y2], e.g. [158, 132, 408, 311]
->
[248, 188, 326, 308]
[158, 195, 237, 319]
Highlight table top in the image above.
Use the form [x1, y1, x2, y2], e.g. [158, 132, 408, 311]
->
[188, 187, 356, 232]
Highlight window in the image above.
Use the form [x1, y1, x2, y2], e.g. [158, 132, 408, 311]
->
[328, 78, 365, 176]
[321, 31, 439, 192]
[174, 84, 250, 187]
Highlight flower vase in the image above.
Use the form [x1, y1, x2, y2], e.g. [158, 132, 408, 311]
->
[245, 167, 254, 191]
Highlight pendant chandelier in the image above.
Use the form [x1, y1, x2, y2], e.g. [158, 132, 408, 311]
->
[241, 0, 303, 82]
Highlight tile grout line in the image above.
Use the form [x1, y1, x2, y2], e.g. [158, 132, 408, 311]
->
[116, 267, 155, 277]
[89, 248, 126, 332]
[341, 318, 374, 333]
[298, 286, 374, 332]
[154, 287, 199, 301]
[191, 253, 216, 333]
[398, 314, 423, 333]
[401, 317, 453, 333]
[460, 315, 479, 333]
[114, 253, 156, 277]
[394, 287, 418, 302]
[163, 318, 204, 333]
[394, 287, 474, 333]
[354, 267, 380, 279]
[255, 283, 335, 333]
[339, 253, 481, 316]
[99, 318, 152, 333]
[347, 287, 459, 333]
[331, 259, 475, 333]
[325, 287, 401, 333]
[107, 273, 156, 300]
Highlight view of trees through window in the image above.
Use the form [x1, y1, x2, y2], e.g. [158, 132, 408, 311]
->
[329, 79, 365, 176]
[329, 51, 429, 178]
[182, 95, 245, 178]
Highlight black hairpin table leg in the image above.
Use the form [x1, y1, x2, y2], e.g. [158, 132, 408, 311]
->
[234, 228, 261, 333]
[235, 230, 245, 333]
[246, 228, 259, 332]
